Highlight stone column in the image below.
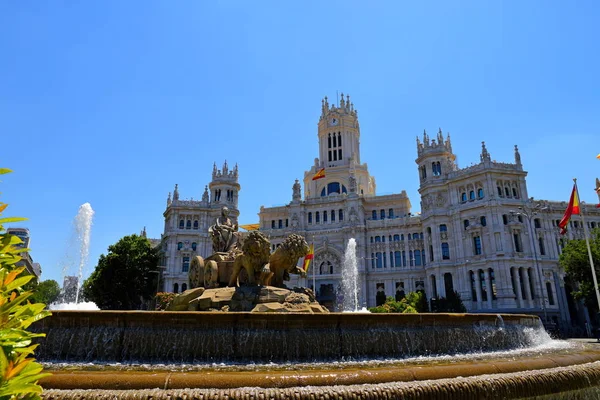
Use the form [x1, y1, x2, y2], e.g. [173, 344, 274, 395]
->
[474, 270, 483, 310]
[484, 269, 493, 309]
[513, 267, 524, 308]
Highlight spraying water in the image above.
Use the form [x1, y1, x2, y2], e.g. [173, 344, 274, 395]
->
[74, 203, 94, 304]
[50, 203, 98, 310]
[341, 238, 360, 312]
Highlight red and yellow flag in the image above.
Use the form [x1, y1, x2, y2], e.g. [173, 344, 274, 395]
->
[312, 168, 325, 181]
[303, 244, 314, 272]
[559, 183, 580, 235]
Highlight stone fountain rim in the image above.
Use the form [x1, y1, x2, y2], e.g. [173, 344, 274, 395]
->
[40, 347, 600, 391]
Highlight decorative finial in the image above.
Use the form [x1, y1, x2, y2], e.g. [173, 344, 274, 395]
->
[514, 145, 521, 165]
[202, 185, 209, 202]
[173, 184, 179, 201]
[167, 191, 172, 206]
[480, 141, 490, 162]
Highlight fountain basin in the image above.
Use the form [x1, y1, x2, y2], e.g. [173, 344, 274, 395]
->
[34, 311, 600, 399]
[34, 311, 543, 363]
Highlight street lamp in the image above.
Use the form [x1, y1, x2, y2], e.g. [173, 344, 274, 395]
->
[150, 266, 167, 310]
[510, 198, 548, 323]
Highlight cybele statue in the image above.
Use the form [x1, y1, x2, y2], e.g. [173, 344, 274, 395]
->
[174, 207, 322, 313]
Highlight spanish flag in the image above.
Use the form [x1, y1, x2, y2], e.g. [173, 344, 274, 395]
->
[312, 168, 325, 181]
[558, 183, 580, 235]
[303, 244, 314, 272]
[596, 154, 600, 160]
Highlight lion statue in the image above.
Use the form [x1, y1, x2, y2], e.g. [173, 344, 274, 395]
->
[228, 231, 271, 287]
[262, 234, 309, 288]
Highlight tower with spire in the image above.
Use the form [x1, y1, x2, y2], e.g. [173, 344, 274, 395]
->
[209, 160, 240, 211]
[304, 92, 375, 199]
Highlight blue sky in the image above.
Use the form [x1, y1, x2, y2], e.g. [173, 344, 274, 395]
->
[1, 1, 599, 285]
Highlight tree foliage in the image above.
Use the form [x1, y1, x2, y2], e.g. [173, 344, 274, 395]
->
[369, 291, 429, 314]
[28, 280, 60, 306]
[83, 234, 160, 310]
[559, 228, 600, 313]
[0, 167, 51, 399]
[430, 291, 467, 313]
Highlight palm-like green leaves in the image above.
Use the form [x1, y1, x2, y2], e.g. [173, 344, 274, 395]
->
[0, 168, 51, 400]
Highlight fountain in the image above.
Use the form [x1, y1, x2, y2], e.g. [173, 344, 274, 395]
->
[49, 203, 98, 311]
[341, 238, 366, 312]
[33, 225, 600, 398]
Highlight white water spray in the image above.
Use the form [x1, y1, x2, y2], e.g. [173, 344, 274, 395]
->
[341, 238, 361, 312]
[74, 203, 94, 304]
[50, 203, 98, 310]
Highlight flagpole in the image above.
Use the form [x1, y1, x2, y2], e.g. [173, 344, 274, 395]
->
[574, 178, 600, 312]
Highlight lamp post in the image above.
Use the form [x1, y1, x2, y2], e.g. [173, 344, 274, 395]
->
[511, 199, 548, 323]
[151, 266, 167, 310]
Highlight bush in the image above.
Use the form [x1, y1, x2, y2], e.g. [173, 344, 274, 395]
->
[0, 167, 51, 399]
[430, 291, 467, 313]
[368, 294, 420, 314]
[155, 292, 176, 310]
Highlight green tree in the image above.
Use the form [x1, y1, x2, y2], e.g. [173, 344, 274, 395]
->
[430, 291, 467, 313]
[28, 280, 60, 305]
[368, 291, 430, 313]
[83, 234, 160, 310]
[559, 228, 600, 314]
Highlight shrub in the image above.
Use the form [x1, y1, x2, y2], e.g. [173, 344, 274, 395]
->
[155, 292, 176, 310]
[0, 167, 51, 399]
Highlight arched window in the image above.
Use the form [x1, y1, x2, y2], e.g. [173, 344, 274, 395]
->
[420, 165, 427, 179]
[328, 134, 331, 148]
[480, 216, 487, 226]
[193, 220, 199, 229]
[338, 132, 342, 146]
[323, 211, 328, 222]
[333, 134, 337, 147]
[497, 186, 503, 197]
[401, 234, 404, 241]
[489, 268, 497, 300]
[375, 236, 381, 242]
[339, 209, 344, 221]
[330, 210, 335, 221]
[173, 283, 179, 293]
[181, 283, 187, 292]
[464, 219, 470, 230]
[461, 193, 467, 202]
[192, 242, 197, 251]
[182, 257, 190, 272]
[477, 188, 484, 198]
[370, 237, 374, 243]
[316, 211, 320, 223]
[271, 220, 275, 229]
[469, 191, 475, 200]
[409, 250, 414, 266]
[179, 220, 184, 229]
[512, 188, 519, 198]
[382, 236, 386, 243]
[372, 210, 377, 220]
[186, 220, 191, 229]
[502, 214, 508, 225]
[534, 218, 541, 229]
[505, 187, 511, 197]
[308, 212, 312, 224]
[538, 237, 546, 255]
[414, 250, 422, 266]
[394, 251, 401, 267]
[389, 208, 394, 218]
[327, 182, 341, 195]
[380, 209, 385, 219]
[413, 233, 420, 239]
[546, 282, 555, 305]
[393, 234, 400, 241]
[177, 242, 183, 250]
[441, 242, 450, 259]
[389, 251, 394, 267]
[440, 224, 447, 232]
[427, 227, 432, 235]
[376, 253, 383, 268]
[319, 261, 334, 275]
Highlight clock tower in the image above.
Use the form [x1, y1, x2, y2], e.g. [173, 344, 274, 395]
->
[304, 93, 376, 199]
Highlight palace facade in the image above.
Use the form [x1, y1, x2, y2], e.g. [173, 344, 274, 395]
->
[160, 94, 600, 327]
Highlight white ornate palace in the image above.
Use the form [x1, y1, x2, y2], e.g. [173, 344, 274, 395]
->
[160, 94, 600, 327]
